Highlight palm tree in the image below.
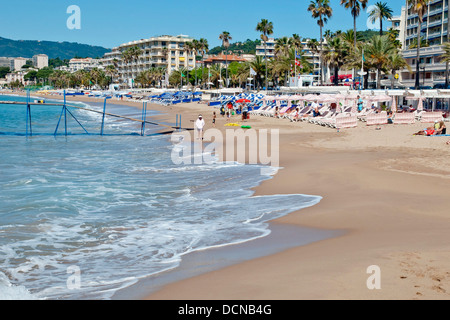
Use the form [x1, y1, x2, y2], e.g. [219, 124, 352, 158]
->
[290, 34, 302, 53]
[408, 0, 430, 89]
[121, 46, 143, 88]
[272, 48, 312, 85]
[365, 35, 396, 89]
[387, 28, 402, 49]
[249, 56, 266, 89]
[256, 19, 274, 90]
[275, 37, 291, 58]
[191, 39, 200, 86]
[368, 2, 394, 36]
[219, 31, 232, 87]
[104, 65, 117, 86]
[340, 0, 368, 47]
[308, 0, 333, 85]
[198, 38, 209, 88]
[387, 52, 411, 89]
[322, 36, 348, 86]
[184, 41, 196, 87]
[440, 42, 450, 64]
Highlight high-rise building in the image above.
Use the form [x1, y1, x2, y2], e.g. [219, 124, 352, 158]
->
[10, 58, 28, 71]
[32, 54, 49, 69]
[101, 35, 195, 85]
[398, 1, 450, 87]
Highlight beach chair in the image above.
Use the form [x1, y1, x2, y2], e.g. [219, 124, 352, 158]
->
[419, 111, 444, 123]
[334, 114, 358, 129]
[393, 112, 415, 125]
[366, 111, 388, 126]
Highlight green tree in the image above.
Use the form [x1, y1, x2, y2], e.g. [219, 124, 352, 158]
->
[387, 52, 411, 89]
[256, 19, 274, 90]
[308, 0, 333, 85]
[198, 38, 209, 88]
[219, 31, 232, 87]
[322, 36, 348, 85]
[364, 35, 396, 89]
[249, 55, 266, 89]
[0, 67, 10, 78]
[340, 0, 368, 47]
[368, 2, 394, 36]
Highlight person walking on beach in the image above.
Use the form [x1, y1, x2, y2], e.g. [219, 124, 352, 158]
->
[195, 115, 205, 140]
[212, 111, 216, 128]
[242, 103, 248, 121]
[357, 96, 364, 112]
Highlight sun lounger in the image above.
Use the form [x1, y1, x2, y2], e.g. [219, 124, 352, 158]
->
[393, 112, 415, 125]
[366, 111, 388, 126]
[419, 111, 444, 123]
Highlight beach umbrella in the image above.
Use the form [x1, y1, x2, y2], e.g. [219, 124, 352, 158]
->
[417, 97, 424, 111]
[350, 99, 358, 114]
[391, 96, 397, 113]
[236, 99, 251, 103]
[303, 94, 318, 101]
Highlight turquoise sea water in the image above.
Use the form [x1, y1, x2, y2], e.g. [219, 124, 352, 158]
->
[0, 94, 323, 300]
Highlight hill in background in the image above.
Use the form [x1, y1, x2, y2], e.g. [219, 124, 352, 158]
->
[0, 36, 110, 59]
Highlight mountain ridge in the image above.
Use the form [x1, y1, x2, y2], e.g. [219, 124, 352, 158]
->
[0, 36, 110, 60]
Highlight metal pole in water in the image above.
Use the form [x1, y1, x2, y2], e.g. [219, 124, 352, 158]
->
[26, 90, 32, 137]
[64, 90, 68, 136]
[101, 97, 112, 136]
[141, 101, 148, 136]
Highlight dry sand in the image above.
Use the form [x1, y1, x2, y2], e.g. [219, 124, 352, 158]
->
[10, 91, 450, 300]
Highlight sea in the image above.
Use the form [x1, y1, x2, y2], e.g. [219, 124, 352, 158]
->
[0, 93, 328, 300]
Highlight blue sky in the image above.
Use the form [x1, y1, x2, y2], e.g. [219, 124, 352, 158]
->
[1, 0, 406, 49]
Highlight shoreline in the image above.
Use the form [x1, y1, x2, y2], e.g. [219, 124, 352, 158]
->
[6, 91, 450, 300]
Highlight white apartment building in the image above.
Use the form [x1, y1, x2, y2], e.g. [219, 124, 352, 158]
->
[396, 1, 450, 88]
[32, 54, 49, 69]
[10, 58, 28, 71]
[6, 71, 26, 84]
[101, 34, 196, 85]
[255, 38, 276, 59]
[57, 58, 101, 73]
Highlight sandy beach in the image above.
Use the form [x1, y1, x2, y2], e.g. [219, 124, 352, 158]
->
[9, 91, 450, 300]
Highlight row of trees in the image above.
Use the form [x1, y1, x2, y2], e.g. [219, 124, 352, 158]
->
[21, 68, 114, 89]
[307, 0, 450, 89]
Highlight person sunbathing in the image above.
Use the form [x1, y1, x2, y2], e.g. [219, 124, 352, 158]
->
[413, 127, 437, 136]
[434, 121, 446, 135]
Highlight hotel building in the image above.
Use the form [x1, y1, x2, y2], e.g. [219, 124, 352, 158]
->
[397, 1, 450, 87]
[101, 35, 196, 85]
[10, 58, 28, 71]
[256, 38, 323, 82]
[32, 54, 49, 69]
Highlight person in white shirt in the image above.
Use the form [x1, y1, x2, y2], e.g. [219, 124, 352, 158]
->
[195, 115, 205, 140]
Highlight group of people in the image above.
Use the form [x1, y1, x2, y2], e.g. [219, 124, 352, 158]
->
[220, 101, 249, 122]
